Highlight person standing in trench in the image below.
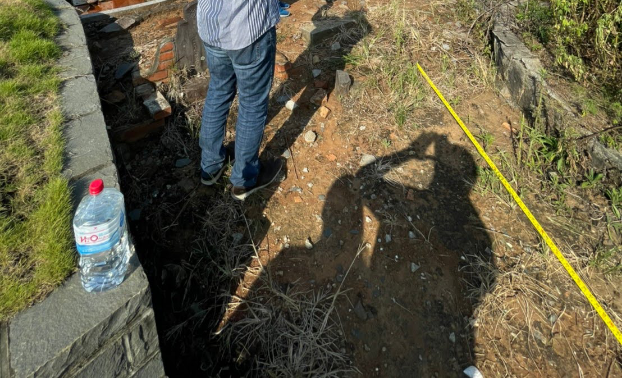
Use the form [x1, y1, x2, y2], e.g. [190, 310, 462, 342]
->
[196, 0, 284, 201]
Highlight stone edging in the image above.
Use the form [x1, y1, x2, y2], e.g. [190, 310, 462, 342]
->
[491, 4, 622, 177]
[0, 1, 166, 377]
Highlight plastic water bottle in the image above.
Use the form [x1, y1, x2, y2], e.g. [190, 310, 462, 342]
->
[73, 179, 131, 292]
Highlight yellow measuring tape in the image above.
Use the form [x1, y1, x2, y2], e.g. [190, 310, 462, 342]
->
[416, 63, 622, 344]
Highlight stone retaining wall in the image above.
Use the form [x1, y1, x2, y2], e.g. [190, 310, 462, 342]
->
[491, 4, 622, 180]
[0, 1, 166, 377]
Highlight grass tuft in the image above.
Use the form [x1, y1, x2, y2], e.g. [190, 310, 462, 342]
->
[0, 0, 74, 320]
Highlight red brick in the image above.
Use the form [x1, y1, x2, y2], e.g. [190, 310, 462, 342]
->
[158, 17, 182, 28]
[153, 107, 172, 120]
[160, 42, 174, 53]
[147, 70, 168, 82]
[160, 51, 174, 61]
[157, 59, 174, 71]
[114, 118, 165, 143]
[274, 69, 289, 80]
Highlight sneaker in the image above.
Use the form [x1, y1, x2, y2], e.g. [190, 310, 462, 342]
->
[231, 158, 283, 201]
[279, 1, 290, 8]
[279, 8, 290, 17]
[201, 145, 235, 186]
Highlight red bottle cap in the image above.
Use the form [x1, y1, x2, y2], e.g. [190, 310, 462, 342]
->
[89, 179, 104, 195]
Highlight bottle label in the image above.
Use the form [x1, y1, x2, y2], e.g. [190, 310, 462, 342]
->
[74, 212, 124, 255]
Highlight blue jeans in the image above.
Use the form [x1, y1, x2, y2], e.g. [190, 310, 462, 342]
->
[199, 27, 276, 188]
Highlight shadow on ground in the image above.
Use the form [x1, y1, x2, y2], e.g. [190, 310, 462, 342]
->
[87, 3, 496, 377]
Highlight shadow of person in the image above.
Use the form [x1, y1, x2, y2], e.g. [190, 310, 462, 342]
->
[228, 132, 495, 376]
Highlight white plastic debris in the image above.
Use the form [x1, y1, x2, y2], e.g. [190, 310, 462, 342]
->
[463, 366, 484, 378]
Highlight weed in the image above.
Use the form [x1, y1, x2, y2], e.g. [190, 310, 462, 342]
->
[477, 131, 494, 151]
[604, 187, 622, 218]
[580, 169, 604, 189]
[381, 138, 391, 149]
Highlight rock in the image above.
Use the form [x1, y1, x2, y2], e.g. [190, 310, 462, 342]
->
[334, 70, 352, 98]
[312, 69, 322, 77]
[410, 262, 420, 272]
[406, 189, 415, 201]
[282, 149, 292, 159]
[335, 273, 344, 282]
[304, 130, 317, 143]
[442, 43, 450, 51]
[331, 42, 341, 50]
[301, 18, 357, 46]
[312, 55, 320, 64]
[115, 62, 135, 79]
[175, 158, 191, 168]
[318, 194, 326, 201]
[115, 17, 136, 30]
[408, 231, 416, 239]
[365, 216, 372, 223]
[323, 228, 332, 238]
[310, 89, 327, 106]
[285, 100, 298, 111]
[302, 167, 309, 173]
[449, 332, 456, 343]
[354, 300, 368, 320]
[359, 154, 376, 167]
[318, 106, 331, 118]
[385, 234, 391, 243]
[289, 186, 303, 193]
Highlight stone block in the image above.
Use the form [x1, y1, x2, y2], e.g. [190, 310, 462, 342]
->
[143, 92, 172, 120]
[130, 353, 166, 378]
[58, 44, 93, 78]
[301, 18, 357, 46]
[71, 310, 161, 378]
[8, 254, 151, 377]
[60, 75, 102, 119]
[333, 70, 351, 98]
[135, 83, 155, 99]
[62, 111, 114, 181]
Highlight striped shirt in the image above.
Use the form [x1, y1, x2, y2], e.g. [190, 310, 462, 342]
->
[197, 0, 281, 50]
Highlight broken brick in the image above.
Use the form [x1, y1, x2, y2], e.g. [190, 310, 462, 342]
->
[147, 70, 168, 83]
[143, 91, 172, 120]
[318, 106, 331, 118]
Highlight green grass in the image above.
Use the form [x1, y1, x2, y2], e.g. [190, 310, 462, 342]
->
[0, 0, 74, 320]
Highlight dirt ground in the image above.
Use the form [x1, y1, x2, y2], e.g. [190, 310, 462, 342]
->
[85, 0, 622, 376]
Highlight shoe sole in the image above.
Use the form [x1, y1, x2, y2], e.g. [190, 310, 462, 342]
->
[201, 159, 235, 186]
[231, 164, 282, 201]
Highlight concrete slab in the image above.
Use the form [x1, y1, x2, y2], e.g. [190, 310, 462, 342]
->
[301, 18, 357, 46]
[62, 111, 114, 181]
[60, 75, 102, 119]
[58, 44, 93, 78]
[9, 254, 149, 378]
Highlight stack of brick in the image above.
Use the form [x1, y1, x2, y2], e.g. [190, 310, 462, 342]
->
[114, 40, 176, 142]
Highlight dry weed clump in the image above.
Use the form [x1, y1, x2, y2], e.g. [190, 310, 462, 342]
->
[218, 281, 355, 377]
[463, 242, 622, 376]
[343, 0, 495, 130]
